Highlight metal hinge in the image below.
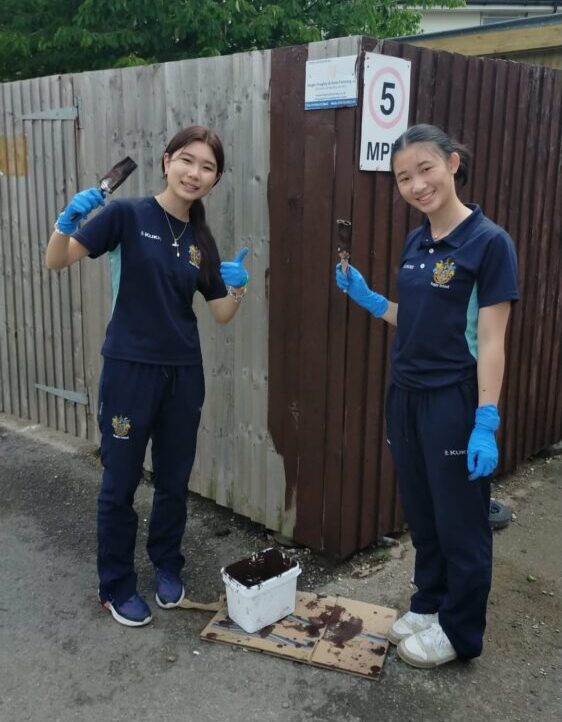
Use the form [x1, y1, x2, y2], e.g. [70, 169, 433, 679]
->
[35, 383, 89, 406]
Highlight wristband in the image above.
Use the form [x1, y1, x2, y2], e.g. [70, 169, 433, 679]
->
[227, 285, 247, 302]
[53, 222, 70, 235]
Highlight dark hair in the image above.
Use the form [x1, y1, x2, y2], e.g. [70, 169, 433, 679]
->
[390, 124, 471, 187]
[161, 125, 225, 286]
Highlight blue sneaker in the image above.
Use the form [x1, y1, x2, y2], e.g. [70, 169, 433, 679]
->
[101, 593, 152, 627]
[155, 568, 185, 609]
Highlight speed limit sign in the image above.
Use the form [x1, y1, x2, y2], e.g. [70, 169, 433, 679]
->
[360, 53, 411, 171]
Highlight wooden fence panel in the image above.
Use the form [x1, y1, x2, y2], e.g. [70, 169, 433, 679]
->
[269, 39, 562, 556]
[1, 50, 289, 535]
[1, 37, 561, 554]
[0, 83, 16, 417]
[1, 74, 85, 433]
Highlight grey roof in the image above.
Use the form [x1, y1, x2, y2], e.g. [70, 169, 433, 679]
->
[398, 10, 562, 42]
[464, 1, 559, 5]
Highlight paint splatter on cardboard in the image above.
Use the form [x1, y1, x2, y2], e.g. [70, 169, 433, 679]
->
[201, 591, 397, 679]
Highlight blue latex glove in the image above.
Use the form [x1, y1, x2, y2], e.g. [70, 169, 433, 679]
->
[335, 262, 389, 318]
[467, 404, 500, 480]
[55, 188, 105, 234]
[220, 247, 250, 287]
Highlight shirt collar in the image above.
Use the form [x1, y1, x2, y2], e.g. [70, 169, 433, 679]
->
[418, 204, 483, 250]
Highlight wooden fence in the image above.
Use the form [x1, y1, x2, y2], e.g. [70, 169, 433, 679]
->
[268, 37, 562, 556]
[0, 49, 292, 536]
[1, 36, 561, 556]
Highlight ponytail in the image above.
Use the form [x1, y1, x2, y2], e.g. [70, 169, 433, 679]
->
[190, 199, 222, 287]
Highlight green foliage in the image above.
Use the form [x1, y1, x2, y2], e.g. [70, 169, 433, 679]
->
[0, 0, 463, 81]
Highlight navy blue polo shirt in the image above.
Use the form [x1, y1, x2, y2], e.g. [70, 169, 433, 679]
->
[391, 204, 519, 390]
[74, 197, 226, 365]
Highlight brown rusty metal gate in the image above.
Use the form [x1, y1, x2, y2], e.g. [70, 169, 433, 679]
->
[268, 37, 562, 558]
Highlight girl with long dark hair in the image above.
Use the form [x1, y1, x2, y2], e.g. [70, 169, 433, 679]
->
[46, 126, 249, 626]
[336, 124, 518, 668]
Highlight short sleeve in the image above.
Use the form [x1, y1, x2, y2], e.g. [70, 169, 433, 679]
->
[198, 264, 227, 301]
[477, 231, 519, 307]
[73, 201, 123, 258]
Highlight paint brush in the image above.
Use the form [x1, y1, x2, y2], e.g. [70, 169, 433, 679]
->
[68, 156, 138, 223]
[98, 156, 138, 195]
[336, 218, 352, 275]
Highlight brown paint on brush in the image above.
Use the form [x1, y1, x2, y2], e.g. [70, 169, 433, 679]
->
[336, 218, 352, 274]
[69, 157, 138, 224]
[224, 548, 297, 588]
[99, 156, 138, 194]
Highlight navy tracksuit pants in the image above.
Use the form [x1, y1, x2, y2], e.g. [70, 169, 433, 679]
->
[97, 358, 205, 604]
[386, 380, 492, 659]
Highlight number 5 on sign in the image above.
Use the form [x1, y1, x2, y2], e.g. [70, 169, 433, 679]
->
[360, 53, 411, 172]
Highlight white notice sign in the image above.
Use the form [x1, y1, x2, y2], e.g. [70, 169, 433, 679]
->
[305, 55, 358, 110]
[360, 53, 411, 171]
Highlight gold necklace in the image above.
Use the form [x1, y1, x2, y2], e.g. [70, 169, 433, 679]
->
[161, 206, 190, 258]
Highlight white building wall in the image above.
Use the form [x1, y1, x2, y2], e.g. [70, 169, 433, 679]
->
[420, 11, 483, 33]
[417, 5, 562, 34]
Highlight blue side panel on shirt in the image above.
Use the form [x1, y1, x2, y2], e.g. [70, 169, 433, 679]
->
[109, 244, 122, 314]
[465, 283, 479, 360]
[390, 205, 519, 390]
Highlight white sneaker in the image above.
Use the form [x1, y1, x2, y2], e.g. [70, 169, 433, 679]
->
[387, 611, 439, 645]
[397, 622, 458, 668]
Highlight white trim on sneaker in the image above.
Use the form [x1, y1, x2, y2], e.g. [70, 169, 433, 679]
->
[155, 585, 185, 609]
[397, 622, 457, 668]
[103, 600, 152, 627]
[387, 610, 439, 645]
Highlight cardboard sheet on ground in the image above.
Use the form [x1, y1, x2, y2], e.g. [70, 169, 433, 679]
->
[200, 591, 397, 679]
[179, 594, 225, 612]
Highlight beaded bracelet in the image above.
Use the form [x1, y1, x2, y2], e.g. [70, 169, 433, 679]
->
[227, 285, 247, 302]
[53, 222, 71, 235]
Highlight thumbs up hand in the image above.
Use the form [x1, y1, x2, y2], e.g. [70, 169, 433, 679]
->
[220, 247, 250, 288]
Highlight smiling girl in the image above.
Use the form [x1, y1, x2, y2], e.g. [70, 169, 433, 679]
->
[46, 126, 249, 627]
[336, 124, 519, 668]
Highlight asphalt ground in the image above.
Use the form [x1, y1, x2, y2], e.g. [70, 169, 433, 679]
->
[1, 414, 560, 722]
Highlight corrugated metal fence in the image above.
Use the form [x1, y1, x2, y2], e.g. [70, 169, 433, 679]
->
[268, 37, 562, 556]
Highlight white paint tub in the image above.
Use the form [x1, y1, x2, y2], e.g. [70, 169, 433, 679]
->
[221, 548, 302, 634]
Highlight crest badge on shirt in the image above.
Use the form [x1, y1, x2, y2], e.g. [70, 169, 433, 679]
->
[112, 415, 131, 440]
[431, 257, 456, 289]
[188, 244, 201, 269]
